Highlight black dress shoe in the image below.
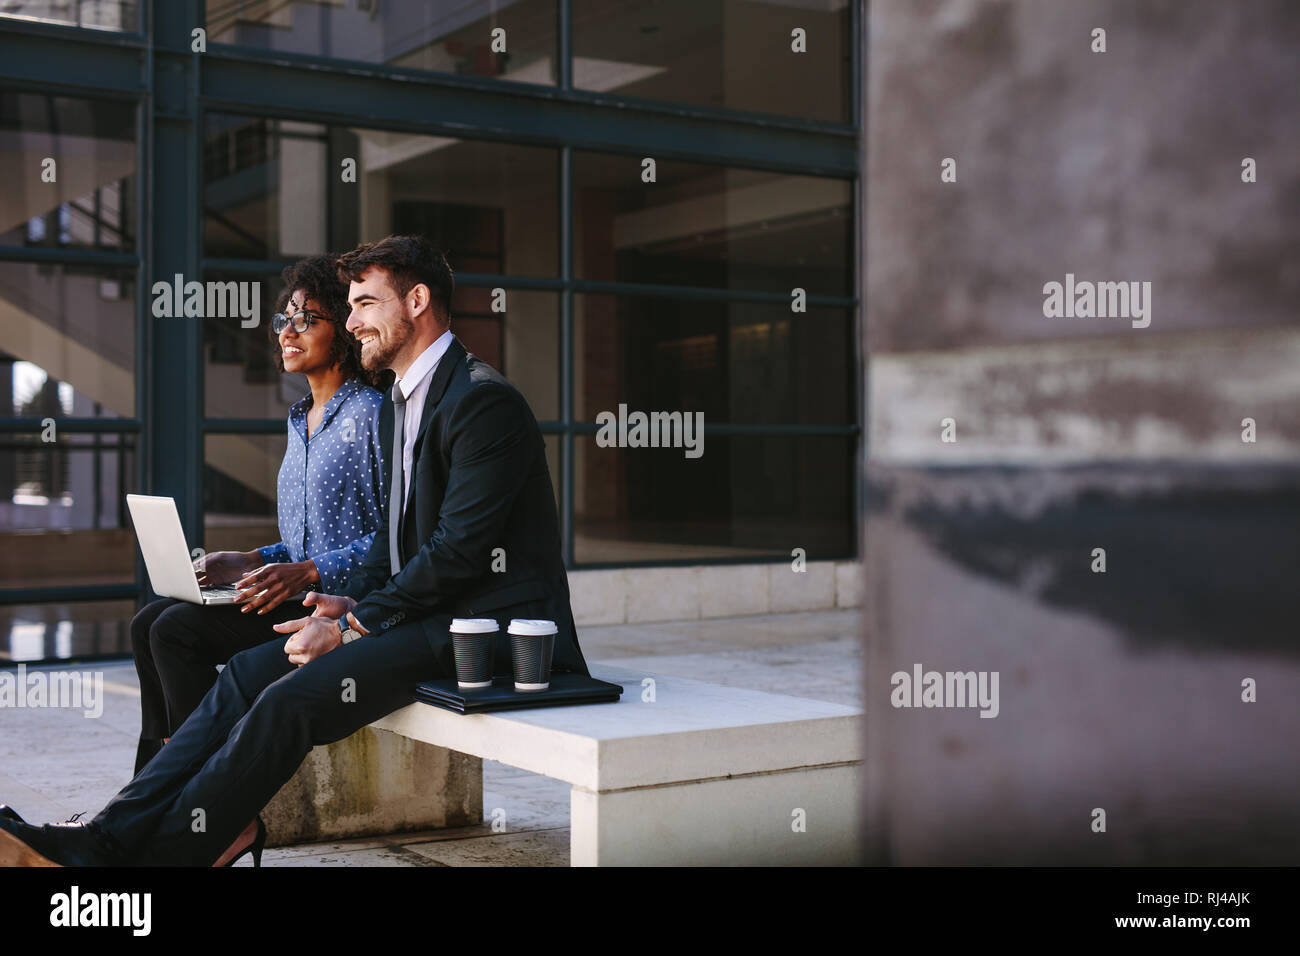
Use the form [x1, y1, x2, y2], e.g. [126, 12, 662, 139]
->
[0, 805, 24, 824]
[0, 814, 128, 867]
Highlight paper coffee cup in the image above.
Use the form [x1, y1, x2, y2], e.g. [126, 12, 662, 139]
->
[451, 618, 498, 689]
[508, 619, 557, 691]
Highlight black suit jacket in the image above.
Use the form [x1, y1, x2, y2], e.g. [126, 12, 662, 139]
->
[343, 336, 590, 678]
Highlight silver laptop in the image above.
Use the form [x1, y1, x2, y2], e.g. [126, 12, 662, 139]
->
[126, 494, 241, 605]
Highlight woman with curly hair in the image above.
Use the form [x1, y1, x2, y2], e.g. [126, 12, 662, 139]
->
[127, 254, 387, 800]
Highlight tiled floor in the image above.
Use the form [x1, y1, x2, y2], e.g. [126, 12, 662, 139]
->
[0, 609, 860, 865]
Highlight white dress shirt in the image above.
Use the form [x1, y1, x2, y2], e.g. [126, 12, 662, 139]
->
[395, 328, 454, 504]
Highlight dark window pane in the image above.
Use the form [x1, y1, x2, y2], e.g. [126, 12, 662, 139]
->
[457, 288, 558, 421]
[0, 600, 136, 662]
[573, 0, 851, 123]
[577, 295, 852, 426]
[0, 432, 137, 589]
[574, 152, 851, 294]
[204, 116, 558, 276]
[0, 262, 136, 419]
[575, 434, 853, 564]
[0, 91, 137, 252]
[205, 0, 556, 85]
[203, 271, 309, 421]
[0, 1, 136, 32]
[204, 432, 286, 554]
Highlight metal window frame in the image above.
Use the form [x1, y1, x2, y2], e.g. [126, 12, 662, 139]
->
[0, 0, 863, 663]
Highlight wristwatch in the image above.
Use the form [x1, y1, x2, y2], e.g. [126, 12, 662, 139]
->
[337, 617, 363, 644]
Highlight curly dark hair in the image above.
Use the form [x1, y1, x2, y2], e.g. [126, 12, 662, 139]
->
[335, 234, 455, 321]
[270, 254, 385, 390]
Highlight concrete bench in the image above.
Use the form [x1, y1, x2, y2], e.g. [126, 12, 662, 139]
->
[367, 663, 862, 865]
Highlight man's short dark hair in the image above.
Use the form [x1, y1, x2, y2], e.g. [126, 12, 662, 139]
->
[271, 254, 381, 389]
[336, 234, 455, 321]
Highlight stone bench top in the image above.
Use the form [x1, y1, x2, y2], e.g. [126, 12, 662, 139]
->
[371, 663, 862, 792]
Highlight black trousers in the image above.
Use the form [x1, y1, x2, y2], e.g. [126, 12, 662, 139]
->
[93, 620, 444, 866]
[129, 598, 305, 774]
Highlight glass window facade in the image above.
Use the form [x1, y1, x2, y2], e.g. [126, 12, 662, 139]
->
[574, 434, 854, 564]
[203, 432, 284, 553]
[0, 1, 138, 32]
[572, 0, 852, 122]
[205, 0, 558, 84]
[0, 92, 137, 252]
[203, 117, 560, 272]
[0, 86, 140, 660]
[573, 152, 852, 293]
[575, 295, 853, 426]
[0, 0, 858, 662]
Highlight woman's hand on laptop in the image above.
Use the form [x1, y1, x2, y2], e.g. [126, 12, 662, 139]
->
[194, 550, 260, 587]
[233, 560, 321, 614]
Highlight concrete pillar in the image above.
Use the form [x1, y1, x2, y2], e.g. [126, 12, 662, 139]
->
[860, 0, 1300, 864]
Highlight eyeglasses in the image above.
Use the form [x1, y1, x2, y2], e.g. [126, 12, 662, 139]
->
[271, 310, 328, 335]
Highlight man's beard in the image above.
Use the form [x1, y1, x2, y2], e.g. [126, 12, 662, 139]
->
[360, 313, 416, 372]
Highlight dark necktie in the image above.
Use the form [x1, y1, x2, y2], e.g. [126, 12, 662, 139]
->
[389, 384, 406, 575]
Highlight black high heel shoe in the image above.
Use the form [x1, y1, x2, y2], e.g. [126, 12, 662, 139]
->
[221, 816, 266, 867]
[0, 805, 25, 824]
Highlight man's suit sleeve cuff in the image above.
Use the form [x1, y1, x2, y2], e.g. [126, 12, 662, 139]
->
[351, 601, 408, 635]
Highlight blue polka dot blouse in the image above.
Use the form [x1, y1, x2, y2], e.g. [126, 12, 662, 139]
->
[256, 377, 385, 592]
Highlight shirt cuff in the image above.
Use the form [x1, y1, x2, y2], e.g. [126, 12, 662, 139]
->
[258, 543, 290, 564]
[311, 550, 346, 594]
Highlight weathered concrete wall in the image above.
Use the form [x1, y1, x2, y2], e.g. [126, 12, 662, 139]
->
[263, 728, 482, 847]
[866, 0, 1300, 353]
[861, 0, 1300, 864]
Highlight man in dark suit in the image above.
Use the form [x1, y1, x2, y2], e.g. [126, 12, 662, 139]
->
[282, 234, 589, 681]
[0, 235, 588, 867]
